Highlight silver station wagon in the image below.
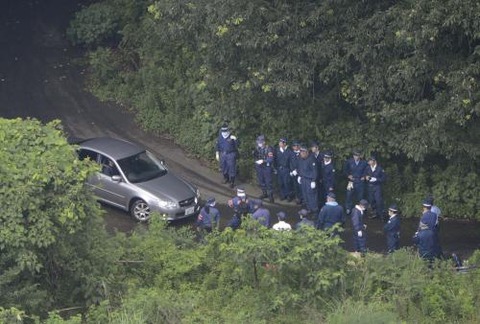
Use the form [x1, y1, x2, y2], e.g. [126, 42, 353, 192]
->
[77, 137, 200, 222]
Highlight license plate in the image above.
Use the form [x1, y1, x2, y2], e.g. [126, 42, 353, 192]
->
[185, 206, 195, 215]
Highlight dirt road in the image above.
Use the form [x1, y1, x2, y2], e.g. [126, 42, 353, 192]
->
[1, 0, 478, 258]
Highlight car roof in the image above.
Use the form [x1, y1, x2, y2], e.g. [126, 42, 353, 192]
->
[79, 137, 145, 160]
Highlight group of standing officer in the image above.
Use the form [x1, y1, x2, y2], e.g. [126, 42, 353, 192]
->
[214, 126, 443, 258]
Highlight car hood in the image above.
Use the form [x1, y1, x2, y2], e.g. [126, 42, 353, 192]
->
[134, 172, 196, 202]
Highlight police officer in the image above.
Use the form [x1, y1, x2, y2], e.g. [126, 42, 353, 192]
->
[294, 209, 315, 230]
[253, 135, 275, 203]
[216, 124, 238, 188]
[298, 145, 319, 214]
[425, 195, 443, 257]
[227, 187, 253, 230]
[321, 151, 336, 197]
[351, 199, 369, 254]
[310, 141, 324, 204]
[316, 192, 345, 236]
[364, 155, 386, 220]
[344, 150, 368, 215]
[414, 199, 441, 259]
[251, 199, 271, 228]
[289, 140, 303, 204]
[274, 137, 293, 201]
[196, 197, 221, 234]
[383, 204, 401, 253]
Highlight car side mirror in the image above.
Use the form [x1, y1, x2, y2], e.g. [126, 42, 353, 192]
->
[111, 175, 122, 182]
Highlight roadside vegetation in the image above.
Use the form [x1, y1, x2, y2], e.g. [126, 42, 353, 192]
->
[66, 0, 480, 219]
[0, 118, 479, 322]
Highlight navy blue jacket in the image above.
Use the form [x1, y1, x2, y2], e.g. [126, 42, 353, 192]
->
[216, 133, 238, 154]
[289, 150, 301, 173]
[252, 207, 271, 227]
[197, 206, 220, 229]
[419, 210, 438, 231]
[298, 154, 318, 181]
[384, 214, 400, 250]
[344, 158, 367, 182]
[364, 164, 386, 185]
[317, 202, 345, 229]
[322, 162, 336, 190]
[351, 207, 365, 233]
[274, 146, 293, 170]
[253, 145, 274, 167]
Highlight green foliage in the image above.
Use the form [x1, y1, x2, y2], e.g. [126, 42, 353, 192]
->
[68, 0, 480, 219]
[0, 118, 122, 317]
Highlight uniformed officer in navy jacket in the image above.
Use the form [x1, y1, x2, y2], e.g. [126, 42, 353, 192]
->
[364, 155, 386, 220]
[298, 145, 319, 214]
[344, 150, 368, 215]
[274, 137, 293, 201]
[321, 151, 336, 198]
[215, 124, 238, 188]
[384, 204, 401, 253]
[253, 135, 275, 202]
[289, 140, 303, 204]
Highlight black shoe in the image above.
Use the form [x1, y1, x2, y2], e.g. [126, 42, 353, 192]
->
[230, 182, 234, 189]
[260, 192, 268, 199]
[269, 194, 274, 203]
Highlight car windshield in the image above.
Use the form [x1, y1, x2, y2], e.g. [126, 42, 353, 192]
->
[117, 151, 167, 183]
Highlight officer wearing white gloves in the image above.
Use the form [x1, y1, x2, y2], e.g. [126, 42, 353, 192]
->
[351, 199, 369, 254]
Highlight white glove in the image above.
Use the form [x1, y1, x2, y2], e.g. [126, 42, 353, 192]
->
[215, 151, 219, 161]
[297, 177, 302, 184]
[291, 170, 298, 176]
[311, 181, 316, 189]
[347, 181, 354, 191]
[369, 177, 377, 182]
[255, 159, 264, 165]
[357, 231, 363, 237]
[230, 135, 237, 140]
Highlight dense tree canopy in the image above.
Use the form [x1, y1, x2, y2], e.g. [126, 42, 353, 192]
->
[68, 0, 480, 218]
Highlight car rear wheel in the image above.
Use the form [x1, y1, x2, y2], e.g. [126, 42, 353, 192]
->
[130, 199, 151, 222]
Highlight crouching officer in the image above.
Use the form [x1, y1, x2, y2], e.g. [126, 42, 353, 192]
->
[216, 124, 238, 188]
[253, 135, 275, 203]
[227, 187, 253, 230]
[316, 192, 345, 236]
[196, 197, 221, 236]
[384, 204, 401, 253]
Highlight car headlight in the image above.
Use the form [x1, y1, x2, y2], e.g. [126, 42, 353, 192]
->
[157, 199, 178, 209]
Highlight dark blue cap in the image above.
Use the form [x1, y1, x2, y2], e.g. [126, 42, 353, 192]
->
[388, 204, 398, 212]
[310, 140, 320, 147]
[291, 140, 300, 146]
[220, 124, 229, 132]
[206, 197, 216, 206]
[327, 192, 336, 199]
[279, 137, 287, 143]
[324, 151, 333, 158]
[256, 135, 265, 143]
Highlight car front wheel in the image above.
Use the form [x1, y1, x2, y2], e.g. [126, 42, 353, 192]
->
[130, 199, 151, 222]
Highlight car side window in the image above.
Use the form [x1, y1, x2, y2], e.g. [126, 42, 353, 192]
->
[100, 155, 119, 177]
[78, 149, 99, 163]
